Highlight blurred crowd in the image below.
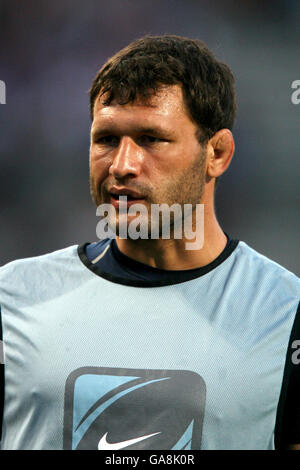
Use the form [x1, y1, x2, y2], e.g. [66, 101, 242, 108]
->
[0, 0, 299, 274]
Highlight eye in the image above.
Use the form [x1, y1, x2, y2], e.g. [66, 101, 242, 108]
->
[95, 135, 119, 146]
[138, 135, 164, 145]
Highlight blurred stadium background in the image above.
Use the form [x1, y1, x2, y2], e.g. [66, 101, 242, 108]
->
[0, 0, 299, 275]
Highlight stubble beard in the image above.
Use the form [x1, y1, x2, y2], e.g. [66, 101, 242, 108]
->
[90, 147, 206, 239]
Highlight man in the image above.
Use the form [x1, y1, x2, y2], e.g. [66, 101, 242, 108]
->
[0, 35, 299, 450]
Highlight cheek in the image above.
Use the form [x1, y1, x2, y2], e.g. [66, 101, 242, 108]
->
[89, 150, 112, 177]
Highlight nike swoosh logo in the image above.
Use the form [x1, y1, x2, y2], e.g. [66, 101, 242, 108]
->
[98, 431, 161, 450]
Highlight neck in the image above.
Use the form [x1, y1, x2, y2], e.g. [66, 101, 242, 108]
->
[116, 194, 227, 271]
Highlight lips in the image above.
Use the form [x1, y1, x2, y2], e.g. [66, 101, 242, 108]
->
[109, 187, 144, 199]
[108, 187, 146, 208]
[110, 193, 142, 201]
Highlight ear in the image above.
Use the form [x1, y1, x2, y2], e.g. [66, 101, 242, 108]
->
[206, 129, 235, 179]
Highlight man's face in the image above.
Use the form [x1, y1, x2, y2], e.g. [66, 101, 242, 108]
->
[89, 85, 207, 236]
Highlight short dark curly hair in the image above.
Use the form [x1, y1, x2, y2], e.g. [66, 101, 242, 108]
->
[89, 34, 237, 146]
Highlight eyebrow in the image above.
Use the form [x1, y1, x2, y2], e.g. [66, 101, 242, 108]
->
[91, 125, 175, 140]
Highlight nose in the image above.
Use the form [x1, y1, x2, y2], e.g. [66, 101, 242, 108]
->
[109, 137, 143, 180]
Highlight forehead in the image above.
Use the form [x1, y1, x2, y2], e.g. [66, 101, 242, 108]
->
[91, 85, 193, 129]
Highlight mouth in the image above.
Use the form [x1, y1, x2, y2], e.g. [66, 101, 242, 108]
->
[108, 188, 146, 208]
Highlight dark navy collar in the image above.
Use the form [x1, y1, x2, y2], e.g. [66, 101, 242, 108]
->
[77, 234, 239, 287]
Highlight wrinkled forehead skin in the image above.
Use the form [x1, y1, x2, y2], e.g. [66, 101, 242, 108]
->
[91, 84, 199, 141]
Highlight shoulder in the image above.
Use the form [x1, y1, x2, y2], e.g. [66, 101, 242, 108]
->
[0, 244, 85, 309]
[233, 240, 300, 302]
[0, 244, 79, 277]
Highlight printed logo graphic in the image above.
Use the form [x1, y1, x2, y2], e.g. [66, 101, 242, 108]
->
[98, 431, 161, 450]
[63, 366, 206, 450]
